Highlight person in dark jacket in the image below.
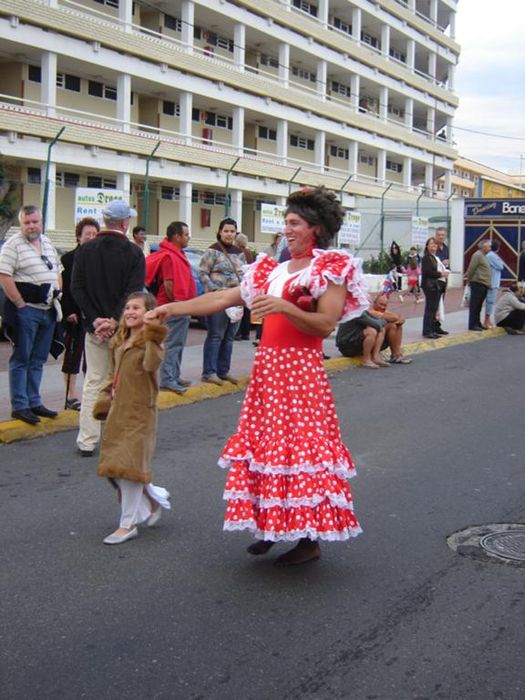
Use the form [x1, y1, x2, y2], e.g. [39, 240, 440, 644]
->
[71, 200, 145, 456]
[421, 236, 449, 338]
[60, 217, 99, 410]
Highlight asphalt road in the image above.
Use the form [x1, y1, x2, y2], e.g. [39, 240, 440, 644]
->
[1, 335, 524, 700]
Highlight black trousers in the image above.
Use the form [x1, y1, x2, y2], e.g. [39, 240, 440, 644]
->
[468, 282, 488, 329]
[497, 309, 525, 330]
[422, 288, 441, 336]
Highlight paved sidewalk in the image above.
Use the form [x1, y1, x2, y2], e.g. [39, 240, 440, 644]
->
[0, 287, 502, 441]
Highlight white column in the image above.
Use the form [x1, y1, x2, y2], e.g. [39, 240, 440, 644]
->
[444, 169, 452, 197]
[427, 106, 436, 136]
[430, 0, 438, 25]
[232, 106, 244, 155]
[41, 52, 57, 116]
[407, 0, 415, 10]
[350, 73, 360, 111]
[44, 161, 56, 232]
[404, 97, 413, 129]
[381, 24, 390, 57]
[180, 92, 193, 145]
[318, 0, 329, 28]
[117, 173, 130, 198]
[234, 23, 245, 70]
[316, 59, 327, 100]
[117, 73, 131, 132]
[119, 0, 133, 32]
[179, 181, 192, 227]
[406, 39, 415, 71]
[279, 43, 290, 88]
[348, 140, 358, 176]
[315, 131, 326, 172]
[377, 149, 386, 185]
[445, 115, 453, 144]
[352, 7, 361, 42]
[447, 63, 456, 90]
[402, 157, 412, 190]
[181, 0, 194, 52]
[449, 11, 456, 39]
[424, 164, 434, 193]
[379, 86, 388, 121]
[428, 52, 437, 80]
[277, 119, 288, 164]
[230, 189, 242, 225]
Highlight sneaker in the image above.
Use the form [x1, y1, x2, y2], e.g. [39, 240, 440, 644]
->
[218, 374, 239, 385]
[177, 378, 192, 387]
[160, 383, 187, 394]
[201, 374, 224, 386]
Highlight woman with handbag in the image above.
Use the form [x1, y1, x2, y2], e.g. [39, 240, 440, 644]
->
[421, 236, 449, 339]
[198, 218, 246, 386]
[146, 187, 368, 567]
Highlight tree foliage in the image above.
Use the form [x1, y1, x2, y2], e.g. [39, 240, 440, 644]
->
[0, 154, 17, 240]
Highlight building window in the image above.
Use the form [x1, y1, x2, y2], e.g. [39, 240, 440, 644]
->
[330, 145, 349, 160]
[292, 0, 317, 17]
[87, 176, 116, 188]
[192, 107, 200, 122]
[164, 14, 182, 31]
[88, 80, 117, 100]
[291, 65, 316, 83]
[93, 0, 119, 8]
[260, 54, 279, 69]
[28, 65, 41, 83]
[359, 153, 377, 166]
[161, 186, 180, 200]
[387, 104, 405, 118]
[56, 171, 80, 188]
[389, 47, 406, 63]
[361, 31, 379, 49]
[333, 17, 352, 35]
[27, 167, 41, 184]
[162, 100, 180, 116]
[386, 160, 403, 173]
[258, 126, 277, 141]
[331, 81, 351, 97]
[57, 73, 81, 92]
[290, 135, 315, 151]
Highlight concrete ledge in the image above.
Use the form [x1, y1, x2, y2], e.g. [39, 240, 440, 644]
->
[0, 328, 505, 445]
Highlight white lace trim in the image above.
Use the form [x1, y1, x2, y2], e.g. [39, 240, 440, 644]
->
[223, 490, 353, 509]
[223, 520, 363, 542]
[218, 455, 356, 480]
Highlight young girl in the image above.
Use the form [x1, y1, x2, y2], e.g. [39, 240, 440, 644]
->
[406, 249, 422, 303]
[93, 292, 170, 545]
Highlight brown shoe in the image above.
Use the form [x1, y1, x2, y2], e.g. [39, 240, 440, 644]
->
[274, 538, 321, 567]
[201, 374, 223, 386]
[218, 374, 239, 385]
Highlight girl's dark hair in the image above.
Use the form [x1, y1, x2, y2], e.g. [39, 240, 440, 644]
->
[285, 186, 344, 249]
[112, 292, 157, 347]
[216, 217, 237, 242]
[390, 241, 401, 255]
[75, 217, 100, 241]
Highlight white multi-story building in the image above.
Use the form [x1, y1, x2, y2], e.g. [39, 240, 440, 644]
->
[0, 0, 459, 247]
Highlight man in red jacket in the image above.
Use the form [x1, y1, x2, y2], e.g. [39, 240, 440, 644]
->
[154, 221, 196, 393]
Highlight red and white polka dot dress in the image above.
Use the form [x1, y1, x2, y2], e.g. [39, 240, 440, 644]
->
[219, 250, 369, 542]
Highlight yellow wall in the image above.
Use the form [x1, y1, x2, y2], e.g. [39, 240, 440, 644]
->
[1, 62, 23, 100]
[482, 181, 525, 198]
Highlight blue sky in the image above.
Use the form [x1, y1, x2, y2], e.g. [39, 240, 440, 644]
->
[454, 0, 525, 174]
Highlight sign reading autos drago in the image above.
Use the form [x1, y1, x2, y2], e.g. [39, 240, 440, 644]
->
[464, 199, 525, 281]
[74, 188, 128, 226]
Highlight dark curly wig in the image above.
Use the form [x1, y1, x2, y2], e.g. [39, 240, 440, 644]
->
[285, 186, 345, 249]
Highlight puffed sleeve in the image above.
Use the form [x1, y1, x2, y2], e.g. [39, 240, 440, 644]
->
[293, 249, 369, 323]
[240, 253, 279, 308]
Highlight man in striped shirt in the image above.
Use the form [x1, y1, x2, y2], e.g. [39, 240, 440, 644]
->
[0, 205, 61, 425]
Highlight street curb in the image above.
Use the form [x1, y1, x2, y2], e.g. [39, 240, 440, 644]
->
[0, 327, 505, 444]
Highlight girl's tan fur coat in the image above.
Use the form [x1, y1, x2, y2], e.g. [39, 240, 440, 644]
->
[93, 323, 167, 483]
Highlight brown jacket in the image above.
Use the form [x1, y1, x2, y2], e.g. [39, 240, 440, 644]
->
[93, 322, 167, 483]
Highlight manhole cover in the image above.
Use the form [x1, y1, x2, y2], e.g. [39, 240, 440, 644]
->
[447, 523, 525, 567]
[480, 530, 525, 562]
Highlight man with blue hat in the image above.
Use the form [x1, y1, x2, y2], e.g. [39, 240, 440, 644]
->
[71, 199, 145, 456]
